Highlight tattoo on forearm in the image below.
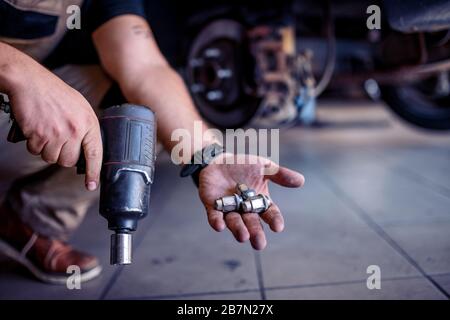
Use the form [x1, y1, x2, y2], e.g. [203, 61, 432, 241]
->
[132, 25, 152, 39]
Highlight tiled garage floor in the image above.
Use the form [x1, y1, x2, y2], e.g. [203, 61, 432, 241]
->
[1, 100, 450, 300]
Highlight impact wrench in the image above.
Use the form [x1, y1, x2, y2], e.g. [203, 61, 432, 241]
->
[1, 96, 156, 265]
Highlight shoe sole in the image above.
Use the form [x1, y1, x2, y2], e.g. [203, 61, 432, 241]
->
[0, 238, 102, 285]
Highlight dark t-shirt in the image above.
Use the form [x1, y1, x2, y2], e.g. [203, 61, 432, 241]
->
[0, 0, 146, 65]
[86, 0, 146, 33]
[0, 0, 146, 39]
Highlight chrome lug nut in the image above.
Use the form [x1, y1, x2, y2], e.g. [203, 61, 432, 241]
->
[214, 193, 243, 213]
[236, 183, 257, 200]
[242, 194, 272, 214]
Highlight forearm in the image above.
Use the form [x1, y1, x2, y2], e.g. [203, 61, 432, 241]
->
[0, 42, 26, 94]
[118, 64, 219, 158]
[92, 16, 220, 161]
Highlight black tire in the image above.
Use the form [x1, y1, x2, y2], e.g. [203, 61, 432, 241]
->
[380, 77, 450, 130]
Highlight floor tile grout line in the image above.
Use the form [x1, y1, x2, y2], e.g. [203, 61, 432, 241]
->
[317, 170, 450, 299]
[120, 288, 261, 300]
[254, 251, 266, 300]
[428, 271, 450, 278]
[99, 266, 124, 300]
[316, 147, 450, 229]
[368, 149, 450, 201]
[113, 273, 443, 300]
[378, 218, 450, 229]
[396, 166, 450, 200]
[264, 274, 439, 292]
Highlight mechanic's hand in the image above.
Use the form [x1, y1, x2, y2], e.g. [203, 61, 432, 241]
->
[199, 153, 305, 250]
[7, 60, 102, 191]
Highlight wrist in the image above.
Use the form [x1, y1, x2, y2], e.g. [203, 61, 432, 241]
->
[0, 44, 27, 95]
[194, 138, 223, 161]
[174, 133, 223, 165]
[0, 61, 20, 95]
[180, 142, 224, 187]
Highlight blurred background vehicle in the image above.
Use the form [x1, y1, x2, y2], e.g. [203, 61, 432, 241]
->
[146, 0, 450, 130]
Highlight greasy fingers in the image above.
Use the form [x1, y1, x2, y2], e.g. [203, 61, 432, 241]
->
[241, 213, 267, 250]
[267, 166, 305, 188]
[260, 204, 284, 232]
[224, 212, 250, 243]
[206, 208, 226, 232]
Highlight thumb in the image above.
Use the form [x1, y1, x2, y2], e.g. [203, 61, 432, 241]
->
[266, 165, 305, 188]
